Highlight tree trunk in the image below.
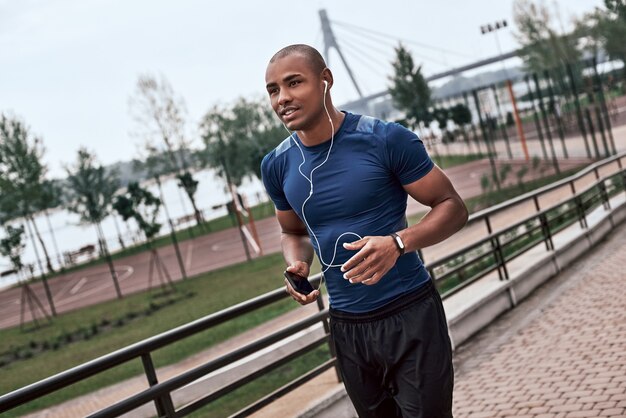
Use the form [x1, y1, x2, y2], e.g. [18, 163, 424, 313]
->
[28, 215, 55, 273]
[23, 220, 57, 316]
[96, 222, 123, 299]
[44, 210, 62, 268]
[156, 175, 187, 279]
[186, 190, 204, 227]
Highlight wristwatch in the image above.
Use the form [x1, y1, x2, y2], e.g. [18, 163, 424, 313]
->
[388, 232, 406, 256]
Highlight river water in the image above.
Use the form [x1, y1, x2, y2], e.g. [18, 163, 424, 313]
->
[0, 168, 268, 290]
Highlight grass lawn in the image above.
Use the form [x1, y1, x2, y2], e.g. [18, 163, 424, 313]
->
[0, 253, 324, 417]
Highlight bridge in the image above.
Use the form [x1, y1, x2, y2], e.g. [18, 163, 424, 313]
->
[318, 8, 524, 118]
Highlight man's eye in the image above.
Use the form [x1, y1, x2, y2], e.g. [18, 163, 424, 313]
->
[289, 80, 300, 87]
[268, 88, 278, 95]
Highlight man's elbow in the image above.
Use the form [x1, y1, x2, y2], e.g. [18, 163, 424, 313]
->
[455, 197, 469, 229]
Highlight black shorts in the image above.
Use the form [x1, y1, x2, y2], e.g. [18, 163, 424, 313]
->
[329, 280, 454, 418]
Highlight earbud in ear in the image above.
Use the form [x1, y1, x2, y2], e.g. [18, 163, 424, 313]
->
[323, 80, 329, 88]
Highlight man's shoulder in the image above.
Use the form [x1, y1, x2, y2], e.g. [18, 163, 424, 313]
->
[343, 113, 411, 141]
[261, 135, 294, 169]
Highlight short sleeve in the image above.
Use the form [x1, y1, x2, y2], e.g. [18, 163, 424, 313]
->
[384, 123, 434, 185]
[260, 153, 292, 211]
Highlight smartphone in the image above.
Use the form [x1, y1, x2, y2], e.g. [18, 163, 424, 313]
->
[284, 270, 315, 295]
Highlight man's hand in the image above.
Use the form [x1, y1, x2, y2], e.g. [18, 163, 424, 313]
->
[285, 261, 319, 304]
[341, 236, 400, 285]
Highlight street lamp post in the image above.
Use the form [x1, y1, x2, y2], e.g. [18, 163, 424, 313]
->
[480, 20, 530, 161]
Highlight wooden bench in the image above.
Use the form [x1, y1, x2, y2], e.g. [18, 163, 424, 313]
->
[64, 244, 96, 265]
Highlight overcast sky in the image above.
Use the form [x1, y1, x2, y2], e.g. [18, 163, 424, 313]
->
[0, 0, 602, 177]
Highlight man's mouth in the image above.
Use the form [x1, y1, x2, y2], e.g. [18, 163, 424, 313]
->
[280, 107, 299, 119]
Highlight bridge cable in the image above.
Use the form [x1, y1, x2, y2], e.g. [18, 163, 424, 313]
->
[331, 19, 474, 59]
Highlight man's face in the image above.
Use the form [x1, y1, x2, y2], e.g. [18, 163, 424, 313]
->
[265, 54, 325, 132]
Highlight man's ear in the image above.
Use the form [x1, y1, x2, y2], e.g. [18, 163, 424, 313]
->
[321, 68, 333, 89]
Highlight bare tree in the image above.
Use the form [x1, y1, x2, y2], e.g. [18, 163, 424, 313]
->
[129, 74, 203, 226]
[513, 0, 581, 74]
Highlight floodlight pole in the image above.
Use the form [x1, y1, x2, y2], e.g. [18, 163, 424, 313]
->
[480, 20, 529, 161]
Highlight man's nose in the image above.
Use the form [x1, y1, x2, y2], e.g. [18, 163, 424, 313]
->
[278, 89, 292, 106]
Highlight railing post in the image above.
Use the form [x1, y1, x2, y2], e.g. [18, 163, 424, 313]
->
[141, 353, 176, 417]
[533, 196, 552, 251]
[599, 180, 611, 210]
[489, 236, 503, 281]
[569, 182, 586, 230]
[316, 294, 342, 383]
[618, 158, 626, 198]
[539, 212, 555, 251]
[594, 167, 610, 210]
[494, 235, 509, 280]
[484, 215, 492, 235]
[484, 217, 504, 281]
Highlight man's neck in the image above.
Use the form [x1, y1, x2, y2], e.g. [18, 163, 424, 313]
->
[297, 108, 346, 147]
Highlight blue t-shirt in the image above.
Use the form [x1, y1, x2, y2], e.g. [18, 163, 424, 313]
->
[261, 112, 434, 313]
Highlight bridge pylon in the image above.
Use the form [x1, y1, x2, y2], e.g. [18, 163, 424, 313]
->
[319, 9, 364, 99]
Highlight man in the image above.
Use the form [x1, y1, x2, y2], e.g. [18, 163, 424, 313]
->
[261, 44, 468, 418]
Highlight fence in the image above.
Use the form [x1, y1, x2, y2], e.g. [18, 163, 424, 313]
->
[427, 151, 626, 297]
[0, 152, 625, 417]
[428, 58, 621, 173]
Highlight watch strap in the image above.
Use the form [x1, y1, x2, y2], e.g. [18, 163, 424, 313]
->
[388, 232, 406, 256]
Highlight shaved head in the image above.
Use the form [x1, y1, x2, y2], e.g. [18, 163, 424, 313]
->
[269, 44, 327, 74]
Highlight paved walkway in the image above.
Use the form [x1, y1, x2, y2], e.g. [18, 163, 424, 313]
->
[451, 221, 626, 418]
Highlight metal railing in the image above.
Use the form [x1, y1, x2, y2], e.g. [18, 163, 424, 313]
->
[0, 276, 337, 417]
[1, 152, 625, 417]
[427, 151, 626, 297]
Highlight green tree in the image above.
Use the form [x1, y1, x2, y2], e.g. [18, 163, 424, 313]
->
[513, 0, 581, 74]
[388, 43, 432, 129]
[113, 182, 162, 240]
[114, 183, 175, 291]
[600, 0, 626, 84]
[0, 224, 25, 273]
[65, 148, 123, 299]
[200, 97, 283, 186]
[432, 107, 450, 132]
[130, 74, 203, 226]
[0, 114, 57, 274]
[606, 0, 626, 18]
[578, 1, 626, 85]
[450, 103, 472, 126]
[449, 103, 473, 146]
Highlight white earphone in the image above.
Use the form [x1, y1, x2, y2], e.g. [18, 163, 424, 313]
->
[282, 77, 362, 280]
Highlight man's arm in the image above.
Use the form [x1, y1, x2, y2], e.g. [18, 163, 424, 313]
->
[276, 209, 320, 304]
[341, 166, 468, 285]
